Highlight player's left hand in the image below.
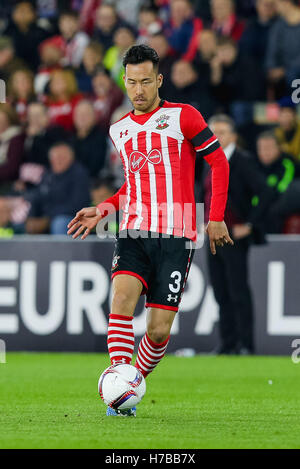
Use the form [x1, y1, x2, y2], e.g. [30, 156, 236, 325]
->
[206, 221, 234, 255]
[67, 207, 102, 240]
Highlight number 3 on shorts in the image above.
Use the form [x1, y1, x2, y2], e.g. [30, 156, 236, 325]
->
[169, 271, 182, 293]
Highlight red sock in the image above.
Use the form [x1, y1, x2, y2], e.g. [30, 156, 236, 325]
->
[135, 333, 169, 378]
[107, 314, 134, 365]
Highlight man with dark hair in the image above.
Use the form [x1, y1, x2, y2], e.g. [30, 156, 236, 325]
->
[27, 142, 90, 235]
[68, 44, 233, 416]
[58, 9, 90, 68]
[205, 115, 273, 355]
[4, 1, 49, 71]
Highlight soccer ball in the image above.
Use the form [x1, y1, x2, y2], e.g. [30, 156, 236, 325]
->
[98, 364, 146, 410]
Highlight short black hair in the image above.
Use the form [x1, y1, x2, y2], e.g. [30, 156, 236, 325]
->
[123, 44, 160, 71]
[59, 9, 79, 20]
[49, 141, 75, 155]
[257, 131, 279, 145]
[92, 64, 111, 78]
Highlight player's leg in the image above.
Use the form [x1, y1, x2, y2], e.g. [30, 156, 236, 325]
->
[107, 274, 143, 366]
[135, 235, 195, 378]
[108, 231, 151, 366]
[135, 307, 175, 378]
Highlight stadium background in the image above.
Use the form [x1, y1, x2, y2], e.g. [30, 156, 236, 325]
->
[0, 0, 299, 355]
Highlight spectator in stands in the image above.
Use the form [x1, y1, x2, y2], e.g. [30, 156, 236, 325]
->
[266, 0, 300, 93]
[57, 10, 90, 69]
[210, 37, 265, 124]
[93, 3, 126, 52]
[45, 69, 83, 132]
[11, 101, 66, 234]
[204, 114, 273, 355]
[79, 0, 101, 36]
[91, 66, 124, 132]
[26, 142, 90, 235]
[0, 104, 25, 194]
[103, 26, 136, 91]
[138, 6, 162, 44]
[76, 41, 104, 94]
[164, 0, 202, 57]
[169, 60, 215, 119]
[192, 29, 218, 107]
[4, 1, 49, 71]
[72, 100, 107, 178]
[210, 0, 245, 41]
[17, 102, 66, 187]
[34, 36, 65, 96]
[274, 97, 300, 161]
[0, 36, 26, 83]
[256, 131, 300, 232]
[194, 29, 218, 66]
[8, 68, 36, 124]
[240, 0, 277, 69]
[148, 33, 177, 98]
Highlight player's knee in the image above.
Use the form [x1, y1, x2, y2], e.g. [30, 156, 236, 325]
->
[111, 290, 135, 316]
[147, 324, 170, 344]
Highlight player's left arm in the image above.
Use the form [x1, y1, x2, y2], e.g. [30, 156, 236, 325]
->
[181, 105, 234, 255]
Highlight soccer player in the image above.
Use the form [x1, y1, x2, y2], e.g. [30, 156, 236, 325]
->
[67, 45, 233, 416]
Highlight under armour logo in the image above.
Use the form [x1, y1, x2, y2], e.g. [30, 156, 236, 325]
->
[120, 130, 128, 138]
[113, 358, 127, 365]
[129, 149, 162, 174]
[167, 294, 178, 302]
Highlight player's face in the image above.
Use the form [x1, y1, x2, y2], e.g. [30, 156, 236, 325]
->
[124, 61, 163, 114]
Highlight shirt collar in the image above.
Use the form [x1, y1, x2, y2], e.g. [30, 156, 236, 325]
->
[224, 142, 236, 161]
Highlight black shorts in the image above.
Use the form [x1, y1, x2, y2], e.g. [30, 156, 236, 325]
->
[111, 230, 195, 312]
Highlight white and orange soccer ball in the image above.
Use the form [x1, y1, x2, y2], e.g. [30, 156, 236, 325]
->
[98, 364, 146, 410]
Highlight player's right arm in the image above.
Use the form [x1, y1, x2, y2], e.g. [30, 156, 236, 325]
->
[67, 182, 127, 240]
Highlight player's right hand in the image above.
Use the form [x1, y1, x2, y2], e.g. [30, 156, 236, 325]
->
[67, 207, 102, 240]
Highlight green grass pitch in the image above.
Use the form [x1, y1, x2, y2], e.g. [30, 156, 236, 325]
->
[0, 353, 299, 449]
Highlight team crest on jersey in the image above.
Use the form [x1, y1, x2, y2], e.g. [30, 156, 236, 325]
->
[156, 114, 170, 130]
[129, 149, 162, 173]
[112, 255, 120, 271]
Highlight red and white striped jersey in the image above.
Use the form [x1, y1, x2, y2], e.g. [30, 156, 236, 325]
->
[100, 100, 229, 242]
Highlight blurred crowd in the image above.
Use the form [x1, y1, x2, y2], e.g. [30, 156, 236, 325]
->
[0, 0, 300, 237]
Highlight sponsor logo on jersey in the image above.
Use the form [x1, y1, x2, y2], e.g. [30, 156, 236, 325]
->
[129, 149, 162, 174]
[156, 114, 170, 130]
[112, 255, 120, 271]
